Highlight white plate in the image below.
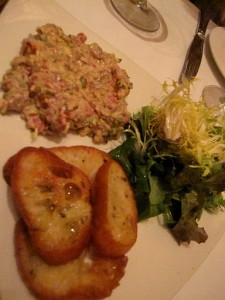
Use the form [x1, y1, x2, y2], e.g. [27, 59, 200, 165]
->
[1, 1, 225, 300]
[209, 26, 225, 78]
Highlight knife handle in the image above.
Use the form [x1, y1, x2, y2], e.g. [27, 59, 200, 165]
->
[179, 34, 204, 83]
[179, 5, 210, 83]
[197, 5, 210, 35]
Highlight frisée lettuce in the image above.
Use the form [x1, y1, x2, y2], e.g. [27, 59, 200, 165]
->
[109, 80, 225, 244]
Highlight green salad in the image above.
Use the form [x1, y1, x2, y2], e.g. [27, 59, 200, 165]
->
[109, 80, 225, 244]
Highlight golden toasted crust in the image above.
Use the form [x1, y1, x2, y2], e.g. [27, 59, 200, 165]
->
[3, 146, 111, 186]
[3, 152, 17, 185]
[5, 145, 137, 298]
[92, 159, 138, 257]
[50, 146, 111, 183]
[11, 147, 92, 265]
[15, 220, 128, 300]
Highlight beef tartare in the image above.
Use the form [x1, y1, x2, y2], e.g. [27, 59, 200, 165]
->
[0, 24, 132, 143]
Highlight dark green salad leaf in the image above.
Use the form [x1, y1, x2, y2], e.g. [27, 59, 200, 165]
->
[109, 80, 225, 245]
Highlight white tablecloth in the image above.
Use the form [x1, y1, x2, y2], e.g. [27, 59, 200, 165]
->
[1, 0, 225, 299]
[55, 0, 225, 97]
[54, 1, 225, 299]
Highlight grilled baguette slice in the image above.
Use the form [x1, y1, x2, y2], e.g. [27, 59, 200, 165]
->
[3, 145, 111, 185]
[11, 147, 92, 265]
[15, 219, 128, 300]
[92, 159, 138, 257]
[50, 145, 111, 183]
[3, 151, 17, 185]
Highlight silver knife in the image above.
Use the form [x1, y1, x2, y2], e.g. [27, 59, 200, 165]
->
[179, 4, 211, 83]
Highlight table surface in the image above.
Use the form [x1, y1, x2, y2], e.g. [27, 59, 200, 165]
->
[55, 0, 225, 95]
[1, 0, 225, 299]
[55, 1, 225, 299]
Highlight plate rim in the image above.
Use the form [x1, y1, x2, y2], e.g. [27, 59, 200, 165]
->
[209, 26, 225, 78]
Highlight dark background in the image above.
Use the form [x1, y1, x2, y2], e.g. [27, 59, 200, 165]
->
[190, 0, 225, 26]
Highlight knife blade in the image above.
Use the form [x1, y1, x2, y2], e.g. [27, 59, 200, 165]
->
[179, 4, 211, 83]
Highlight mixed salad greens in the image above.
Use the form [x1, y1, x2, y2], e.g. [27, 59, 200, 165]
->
[109, 80, 225, 244]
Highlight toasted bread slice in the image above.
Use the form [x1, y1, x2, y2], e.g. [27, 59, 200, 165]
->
[15, 220, 128, 300]
[3, 151, 18, 185]
[50, 145, 111, 183]
[92, 159, 138, 257]
[3, 146, 111, 186]
[11, 147, 92, 265]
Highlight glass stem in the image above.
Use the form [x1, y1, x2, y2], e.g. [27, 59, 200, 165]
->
[130, 0, 149, 12]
